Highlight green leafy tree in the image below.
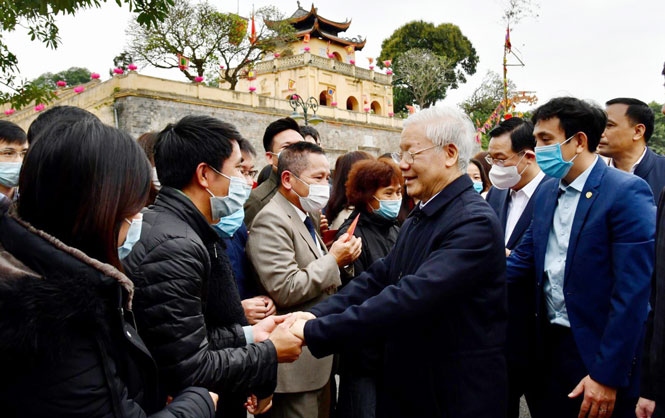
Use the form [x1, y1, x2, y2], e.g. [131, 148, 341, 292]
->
[392, 48, 453, 110]
[110, 52, 134, 75]
[378, 20, 479, 112]
[1, 0, 174, 108]
[127, 1, 295, 88]
[32, 67, 92, 89]
[649, 101, 665, 155]
[460, 71, 517, 149]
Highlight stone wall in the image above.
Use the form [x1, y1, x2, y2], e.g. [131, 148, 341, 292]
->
[114, 94, 402, 164]
[4, 73, 402, 165]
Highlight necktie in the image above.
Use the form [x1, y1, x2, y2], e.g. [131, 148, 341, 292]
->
[304, 216, 317, 243]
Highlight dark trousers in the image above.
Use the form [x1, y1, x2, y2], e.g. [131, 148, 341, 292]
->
[507, 363, 535, 418]
[530, 324, 636, 418]
[336, 374, 377, 418]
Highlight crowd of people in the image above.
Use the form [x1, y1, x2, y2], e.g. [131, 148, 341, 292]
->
[0, 63, 664, 418]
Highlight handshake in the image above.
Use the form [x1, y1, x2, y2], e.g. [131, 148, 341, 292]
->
[251, 311, 316, 363]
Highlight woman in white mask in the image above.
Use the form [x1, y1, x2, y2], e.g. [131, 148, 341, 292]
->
[0, 118, 218, 417]
[333, 157, 403, 418]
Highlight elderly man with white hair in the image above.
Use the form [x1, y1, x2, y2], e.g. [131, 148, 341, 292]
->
[290, 106, 508, 418]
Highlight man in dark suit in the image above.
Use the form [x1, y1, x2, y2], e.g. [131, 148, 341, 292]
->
[636, 62, 665, 418]
[244, 117, 304, 227]
[598, 97, 665, 195]
[485, 117, 550, 418]
[289, 106, 508, 418]
[507, 97, 655, 418]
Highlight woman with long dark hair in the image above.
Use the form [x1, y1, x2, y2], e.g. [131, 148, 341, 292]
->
[326, 150, 374, 230]
[0, 119, 216, 417]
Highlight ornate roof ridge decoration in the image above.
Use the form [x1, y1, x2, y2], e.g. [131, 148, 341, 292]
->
[293, 19, 366, 50]
[288, 3, 352, 31]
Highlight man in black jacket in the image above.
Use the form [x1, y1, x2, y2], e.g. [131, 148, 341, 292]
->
[598, 97, 665, 195]
[124, 115, 303, 418]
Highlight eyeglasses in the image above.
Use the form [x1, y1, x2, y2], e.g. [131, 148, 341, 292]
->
[391, 145, 440, 165]
[0, 148, 28, 160]
[484, 151, 524, 167]
[242, 169, 258, 179]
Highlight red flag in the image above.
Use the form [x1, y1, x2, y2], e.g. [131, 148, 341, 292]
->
[250, 12, 257, 45]
[303, 33, 310, 43]
[505, 27, 512, 52]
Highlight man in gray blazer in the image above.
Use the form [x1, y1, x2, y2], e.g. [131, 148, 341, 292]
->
[246, 141, 362, 418]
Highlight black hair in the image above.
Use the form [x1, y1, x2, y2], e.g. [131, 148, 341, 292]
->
[18, 118, 151, 270]
[154, 115, 244, 190]
[277, 141, 325, 178]
[531, 97, 606, 152]
[300, 125, 320, 144]
[0, 120, 27, 145]
[262, 117, 300, 152]
[469, 158, 490, 193]
[27, 105, 99, 144]
[325, 151, 374, 223]
[239, 138, 257, 158]
[489, 117, 535, 152]
[605, 97, 655, 142]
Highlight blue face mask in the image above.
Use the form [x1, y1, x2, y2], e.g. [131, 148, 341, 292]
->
[207, 169, 252, 220]
[0, 162, 22, 188]
[212, 207, 245, 238]
[373, 196, 401, 220]
[118, 215, 143, 260]
[472, 181, 484, 193]
[535, 134, 578, 179]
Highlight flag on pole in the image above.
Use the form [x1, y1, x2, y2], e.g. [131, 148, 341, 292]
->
[505, 27, 512, 52]
[303, 34, 310, 43]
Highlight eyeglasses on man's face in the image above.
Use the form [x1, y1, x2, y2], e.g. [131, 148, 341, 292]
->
[484, 151, 524, 167]
[0, 148, 28, 161]
[391, 144, 440, 165]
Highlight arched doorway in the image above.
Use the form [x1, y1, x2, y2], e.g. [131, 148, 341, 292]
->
[319, 91, 328, 106]
[346, 96, 359, 111]
[371, 101, 382, 116]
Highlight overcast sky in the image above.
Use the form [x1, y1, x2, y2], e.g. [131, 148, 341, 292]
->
[4, 0, 665, 110]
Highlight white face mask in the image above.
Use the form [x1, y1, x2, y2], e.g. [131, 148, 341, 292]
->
[0, 162, 21, 188]
[488, 153, 528, 190]
[118, 214, 143, 260]
[292, 174, 329, 213]
[151, 167, 161, 190]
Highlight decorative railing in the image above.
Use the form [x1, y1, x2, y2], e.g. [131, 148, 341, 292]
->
[251, 53, 393, 84]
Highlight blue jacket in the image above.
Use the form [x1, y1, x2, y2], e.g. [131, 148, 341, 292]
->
[507, 158, 655, 396]
[304, 175, 508, 418]
[635, 147, 665, 197]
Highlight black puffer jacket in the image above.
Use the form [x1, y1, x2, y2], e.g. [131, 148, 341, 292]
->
[0, 211, 214, 418]
[123, 187, 277, 403]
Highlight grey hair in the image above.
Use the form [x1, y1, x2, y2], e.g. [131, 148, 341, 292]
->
[403, 106, 476, 172]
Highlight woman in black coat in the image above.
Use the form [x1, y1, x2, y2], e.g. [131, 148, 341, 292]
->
[334, 158, 402, 418]
[0, 118, 216, 417]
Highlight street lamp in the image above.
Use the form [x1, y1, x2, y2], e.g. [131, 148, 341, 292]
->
[289, 94, 323, 126]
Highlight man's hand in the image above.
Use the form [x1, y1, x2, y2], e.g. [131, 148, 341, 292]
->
[245, 394, 273, 415]
[252, 314, 291, 342]
[268, 322, 303, 363]
[635, 397, 656, 418]
[329, 233, 362, 267]
[319, 212, 329, 233]
[242, 296, 276, 325]
[291, 311, 316, 321]
[568, 375, 617, 418]
[289, 318, 308, 341]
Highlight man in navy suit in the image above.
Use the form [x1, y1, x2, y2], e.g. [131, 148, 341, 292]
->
[598, 97, 665, 196]
[507, 97, 655, 418]
[485, 117, 550, 418]
[289, 106, 508, 418]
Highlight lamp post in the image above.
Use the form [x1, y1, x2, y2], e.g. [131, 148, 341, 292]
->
[289, 94, 323, 125]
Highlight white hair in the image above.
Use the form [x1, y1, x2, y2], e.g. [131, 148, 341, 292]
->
[403, 106, 476, 172]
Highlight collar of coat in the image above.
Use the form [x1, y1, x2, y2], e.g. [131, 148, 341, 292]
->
[153, 186, 219, 246]
[410, 174, 475, 219]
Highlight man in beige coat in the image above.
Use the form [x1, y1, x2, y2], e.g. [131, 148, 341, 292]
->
[246, 141, 362, 418]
